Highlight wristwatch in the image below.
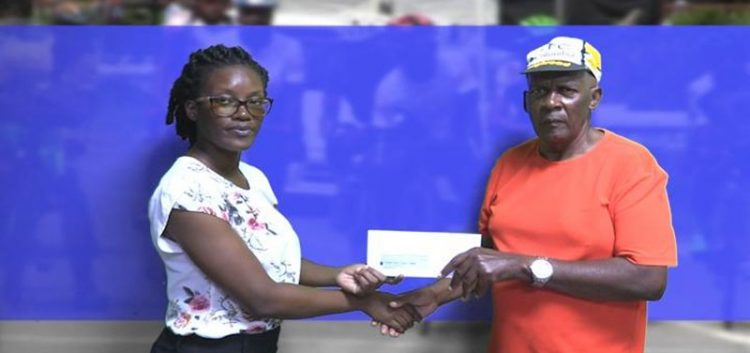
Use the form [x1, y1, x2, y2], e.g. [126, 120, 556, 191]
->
[529, 257, 553, 288]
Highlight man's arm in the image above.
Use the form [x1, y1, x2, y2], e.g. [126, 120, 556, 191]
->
[443, 247, 667, 301]
[539, 257, 666, 300]
[381, 248, 666, 336]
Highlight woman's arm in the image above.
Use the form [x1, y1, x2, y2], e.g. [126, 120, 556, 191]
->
[299, 259, 342, 287]
[165, 210, 419, 330]
[301, 259, 403, 295]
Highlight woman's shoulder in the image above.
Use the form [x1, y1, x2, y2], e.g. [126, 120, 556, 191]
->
[238, 161, 278, 206]
[147, 157, 217, 238]
[154, 157, 213, 194]
[163, 155, 207, 179]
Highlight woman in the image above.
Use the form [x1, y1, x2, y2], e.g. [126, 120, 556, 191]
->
[148, 44, 419, 353]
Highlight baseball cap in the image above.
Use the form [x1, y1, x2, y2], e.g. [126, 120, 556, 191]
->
[523, 36, 602, 82]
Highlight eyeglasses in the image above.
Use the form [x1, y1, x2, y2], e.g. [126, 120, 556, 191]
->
[194, 95, 274, 117]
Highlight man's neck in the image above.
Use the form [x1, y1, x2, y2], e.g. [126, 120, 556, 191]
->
[539, 127, 603, 161]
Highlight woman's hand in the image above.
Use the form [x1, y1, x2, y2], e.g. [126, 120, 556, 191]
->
[372, 286, 441, 337]
[358, 292, 422, 337]
[337, 264, 404, 296]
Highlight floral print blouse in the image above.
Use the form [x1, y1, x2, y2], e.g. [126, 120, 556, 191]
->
[148, 156, 301, 338]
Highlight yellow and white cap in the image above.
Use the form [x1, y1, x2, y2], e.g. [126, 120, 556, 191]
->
[523, 36, 602, 82]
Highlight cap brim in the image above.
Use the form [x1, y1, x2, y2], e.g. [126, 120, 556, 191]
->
[523, 63, 588, 75]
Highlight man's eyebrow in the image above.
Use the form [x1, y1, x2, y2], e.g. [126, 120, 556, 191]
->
[555, 79, 588, 88]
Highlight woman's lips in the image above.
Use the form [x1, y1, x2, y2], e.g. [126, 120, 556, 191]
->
[229, 126, 255, 137]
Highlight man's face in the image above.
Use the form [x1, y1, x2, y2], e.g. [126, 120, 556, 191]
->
[194, 0, 230, 24]
[524, 70, 601, 145]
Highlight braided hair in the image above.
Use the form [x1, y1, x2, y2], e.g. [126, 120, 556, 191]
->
[165, 44, 270, 145]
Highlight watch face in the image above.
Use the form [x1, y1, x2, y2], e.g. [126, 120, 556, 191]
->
[531, 259, 553, 279]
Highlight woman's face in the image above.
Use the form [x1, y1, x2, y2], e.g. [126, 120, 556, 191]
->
[186, 65, 267, 154]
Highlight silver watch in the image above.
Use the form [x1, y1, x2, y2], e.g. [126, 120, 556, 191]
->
[529, 257, 553, 287]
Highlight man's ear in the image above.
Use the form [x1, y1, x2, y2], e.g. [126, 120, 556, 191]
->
[589, 86, 603, 110]
[185, 100, 198, 122]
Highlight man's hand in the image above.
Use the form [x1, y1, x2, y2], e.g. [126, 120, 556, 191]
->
[441, 247, 528, 300]
[359, 292, 422, 337]
[337, 264, 404, 296]
[373, 286, 441, 337]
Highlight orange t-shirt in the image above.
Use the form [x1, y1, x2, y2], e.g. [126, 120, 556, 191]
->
[479, 129, 677, 353]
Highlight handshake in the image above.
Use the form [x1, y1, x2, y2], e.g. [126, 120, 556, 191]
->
[338, 247, 518, 336]
[337, 264, 439, 338]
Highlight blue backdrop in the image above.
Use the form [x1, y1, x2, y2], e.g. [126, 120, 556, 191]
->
[0, 26, 748, 321]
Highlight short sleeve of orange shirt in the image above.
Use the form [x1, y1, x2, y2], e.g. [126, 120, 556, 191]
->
[479, 130, 677, 353]
[609, 145, 676, 265]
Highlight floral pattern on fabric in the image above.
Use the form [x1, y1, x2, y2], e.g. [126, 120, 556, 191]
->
[150, 157, 301, 338]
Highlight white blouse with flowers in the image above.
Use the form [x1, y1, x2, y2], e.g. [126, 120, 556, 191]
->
[148, 156, 301, 338]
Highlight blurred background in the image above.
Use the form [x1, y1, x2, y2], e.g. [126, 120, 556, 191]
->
[1, 1, 750, 353]
[0, 0, 749, 25]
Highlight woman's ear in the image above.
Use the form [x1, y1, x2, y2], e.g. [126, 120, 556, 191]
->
[185, 100, 198, 122]
[589, 86, 603, 110]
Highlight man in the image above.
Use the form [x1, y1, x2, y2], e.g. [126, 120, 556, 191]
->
[382, 36, 678, 353]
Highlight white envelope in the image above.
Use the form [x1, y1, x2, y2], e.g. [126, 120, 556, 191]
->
[367, 229, 482, 278]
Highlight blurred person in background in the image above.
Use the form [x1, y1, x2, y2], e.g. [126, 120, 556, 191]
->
[561, 0, 662, 24]
[79, 0, 150, 24]
[163, 0, 232, 25]
[162, 0, 192, 24]
[18, 0, 140, 24]
[51, 0, 89, 24]
[45, 0, 128, 24]
[0, 0, 32, 24]
[234, 0, 276, 25]
[386, 13, 434, 25]
[378, 36, 678, 353]
[149, 44, 419, 353]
